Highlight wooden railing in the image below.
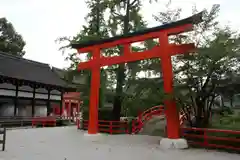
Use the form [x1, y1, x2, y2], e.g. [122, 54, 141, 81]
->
[0, 116, 33, 127]
[0, 116, 78, 128]
[31, 117, 57, 127]
[181, 127, 240, 151]
[131, 105, 195, 134]
[132, 105, 164, 134]
[0, 128, 6, 151]
[0, 116, 57, 128]
[83, 120, 129, 134]
[79, 106, 240, 152]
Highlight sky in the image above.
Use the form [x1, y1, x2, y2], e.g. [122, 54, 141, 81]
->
[0, 0, 239, 69]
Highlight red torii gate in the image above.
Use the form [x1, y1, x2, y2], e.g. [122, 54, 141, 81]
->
[71, 12, 203, 139]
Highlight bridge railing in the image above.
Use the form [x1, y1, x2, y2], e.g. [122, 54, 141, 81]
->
[141, 106, 165, 122]
[132, 105, 164, 134]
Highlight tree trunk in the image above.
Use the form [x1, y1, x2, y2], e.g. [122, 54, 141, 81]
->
[230, 95, 233, 108]
[112, 65, 125, 120]
[112, 0, 130, 120]
[195, 98, 204, 127]
[195, 97, 212, 128]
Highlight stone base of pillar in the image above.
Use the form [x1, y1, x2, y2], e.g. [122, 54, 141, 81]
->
[83, 133, 104, 141]
[159, 138, 188, 149]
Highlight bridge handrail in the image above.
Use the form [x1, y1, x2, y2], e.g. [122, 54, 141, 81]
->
[132, 105, 186, 134]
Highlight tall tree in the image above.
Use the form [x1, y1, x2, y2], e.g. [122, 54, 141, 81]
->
[107, 0, 150, 120]
[57, 0, 160, 119]
[154, 4, 240, 127]
[56, 0, 109, 110]
[0, 17, 26, 56]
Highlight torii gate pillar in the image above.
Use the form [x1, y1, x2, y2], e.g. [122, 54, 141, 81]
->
[160, 33, 180, 139]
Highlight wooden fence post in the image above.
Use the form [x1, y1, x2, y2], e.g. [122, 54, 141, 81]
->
[109, 122, 113, 134]
[203, 129, 208, 146]
[132, 120, 135, 134]
[0, 127, 6, 151]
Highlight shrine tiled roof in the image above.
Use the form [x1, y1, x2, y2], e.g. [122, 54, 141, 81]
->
[0, 52, 68, 88]
[71, 11, 203, 49]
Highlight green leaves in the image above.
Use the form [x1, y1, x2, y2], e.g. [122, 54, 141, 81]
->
[0, 17, 26, 56]
[152, 4, 240, 127]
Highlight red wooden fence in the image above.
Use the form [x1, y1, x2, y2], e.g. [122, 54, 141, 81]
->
[181, 127, 240, 151]
[79, 105, 240, 152]
[83, 120, 129, 134]
[31, 117, 57, 127]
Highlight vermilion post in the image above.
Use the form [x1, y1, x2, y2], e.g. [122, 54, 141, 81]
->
[88, 47, 101, 134]
[68, 102, 71, 116]
[160, 33, 180, 139]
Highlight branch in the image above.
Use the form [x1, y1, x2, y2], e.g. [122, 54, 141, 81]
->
[208, 95, 215, 112]
[186, 106, 193, 126]
[203, 82, 216, 101]
[190, 95, 197, 115]
[130, 0, 138, 6]
[199, 67, 215, 98]
[113, 11, 123, 17]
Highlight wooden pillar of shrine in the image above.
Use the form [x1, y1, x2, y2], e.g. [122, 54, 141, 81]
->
[159, 33, 180, 139]
[88, 48, 101, 134]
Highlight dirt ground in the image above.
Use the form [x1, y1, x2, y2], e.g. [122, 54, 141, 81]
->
[0, 126, 239, 160]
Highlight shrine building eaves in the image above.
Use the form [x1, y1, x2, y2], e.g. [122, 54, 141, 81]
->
[71, 11, 203, 49]
[0, 51, 70, 89]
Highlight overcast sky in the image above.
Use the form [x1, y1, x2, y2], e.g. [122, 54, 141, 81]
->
[0, 0, 239, 69]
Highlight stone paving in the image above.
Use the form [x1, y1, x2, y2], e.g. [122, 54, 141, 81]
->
[0, 126, 239, 160]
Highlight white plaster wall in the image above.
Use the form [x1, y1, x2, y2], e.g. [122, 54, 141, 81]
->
[0, 83, 16, 89]
[0, 104, 14, 116]
[0, 105, 48, 117]
[0, 89, 16, 96]
[25, 106, 32, 117]
[19, 85, 33, 91]
[35, 106, 47, 117]
[50, 95, 61, 100]
[18, 106, 27, 116]
[0, 105, 32, 117]
[18, 91, 33, 98]
[51, 90, 61, 95]
[17, 106, 32, 117]
[35, 93, 48, 99]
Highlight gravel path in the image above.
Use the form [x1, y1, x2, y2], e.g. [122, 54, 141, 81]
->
[0, 126, 239, 160]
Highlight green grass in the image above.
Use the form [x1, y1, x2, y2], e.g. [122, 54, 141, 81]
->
[211, 111, 240, 130]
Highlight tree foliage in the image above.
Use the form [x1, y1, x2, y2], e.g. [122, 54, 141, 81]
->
[153, 4, 240, 127]
[56, 0, 157, 120]
[57, 0, 240, 128]
[56, 0, 109, 111]
[0, 17, 26, 56]
[105, 0, 163, 120]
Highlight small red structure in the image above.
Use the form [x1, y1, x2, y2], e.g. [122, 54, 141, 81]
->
[71, 12, 203, 139]
[63, 92, 82, 118]
[53, 92, 82, 118]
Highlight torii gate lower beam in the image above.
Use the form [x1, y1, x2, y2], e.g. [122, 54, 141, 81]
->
[71, 12, 203, 140]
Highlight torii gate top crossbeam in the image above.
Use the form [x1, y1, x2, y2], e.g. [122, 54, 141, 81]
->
[71, 12, 203, 53]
